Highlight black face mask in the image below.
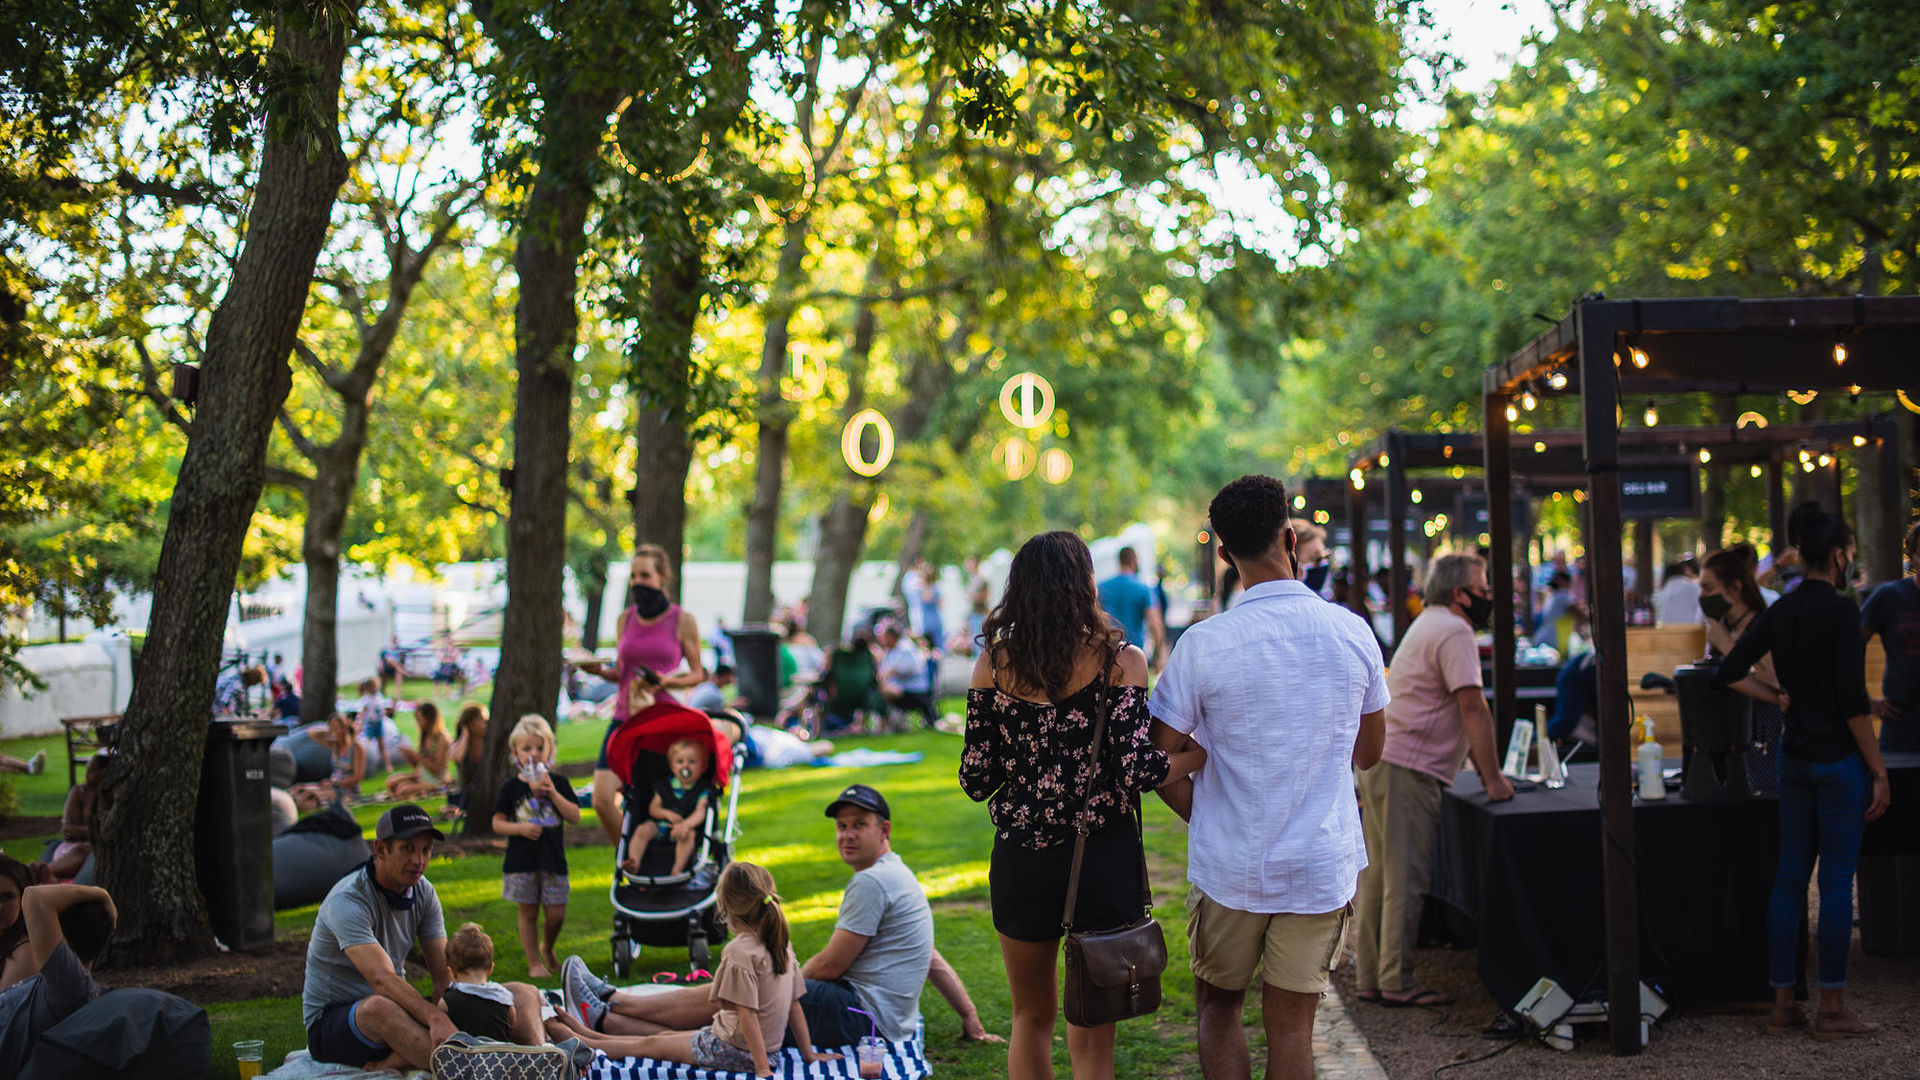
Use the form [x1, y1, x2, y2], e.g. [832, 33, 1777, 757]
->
[1698, 592, 1732, 622]
[364, 858, 414, 911]
[1304, 562, 1331, 593]
[1460, 590, 1495, 630]
[631, 584, 671, 619]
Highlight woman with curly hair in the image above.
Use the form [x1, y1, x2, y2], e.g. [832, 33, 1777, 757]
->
[960, 531, 1206, 1080]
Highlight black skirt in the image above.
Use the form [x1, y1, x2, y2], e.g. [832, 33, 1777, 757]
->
[990, 819, 1148, 943]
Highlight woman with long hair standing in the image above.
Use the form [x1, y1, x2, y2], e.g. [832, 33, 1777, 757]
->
[1699, 544, 1783, 792]
[961, 532, 1206, 1079]
[1718, 503, 1891, 1040]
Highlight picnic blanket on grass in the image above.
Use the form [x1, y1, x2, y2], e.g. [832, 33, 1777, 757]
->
[589, 1025, 931, 1080]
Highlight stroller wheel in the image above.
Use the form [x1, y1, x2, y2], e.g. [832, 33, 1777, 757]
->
[688, 929, 711, 971]
[612, 937, 634, 980]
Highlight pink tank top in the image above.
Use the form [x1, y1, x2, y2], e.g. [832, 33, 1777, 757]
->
[615, 604, 684, 718]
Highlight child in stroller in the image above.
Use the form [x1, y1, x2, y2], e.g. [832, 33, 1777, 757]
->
[629, 737, 714, 878]
[604, 696, 739, 975]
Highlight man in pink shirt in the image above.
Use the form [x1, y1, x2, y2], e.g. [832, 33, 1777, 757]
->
[1353, 553, 1513, 1007]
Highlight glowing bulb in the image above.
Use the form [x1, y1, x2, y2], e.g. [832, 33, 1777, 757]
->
[1521, 391, 1537, 411]
[1313, 510, 1330, 524]
[1818, 454, 1833, 468]
[1573, 490, 1587, 503]
[1549, 371, 1568, 390]
[1750, 465, 1763, 478]
[1852, 435, 1867, 447]
[1698, 448, 1711, 463]
[1787, 390, 1818, 405]
[1293, 494, 1306, 509]
[1534, 441, 1546, 452]
[1505, 403, 1519, 422]
[1379, 453, 1390, 466]
[1799, 449, 1812, 463]
[1450, 466, 1465, 479]
[1630, 347, 1650, 369]
[1643, 400, 1659, 426]
[1833, 342, 1848, 365]
[1410, 489, 1424, 504]
[1802, 460, 1816, 473]
[1197, 529, 1211, 545]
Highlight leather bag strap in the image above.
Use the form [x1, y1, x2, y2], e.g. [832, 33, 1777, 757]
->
[1061, 645, 1118, 933]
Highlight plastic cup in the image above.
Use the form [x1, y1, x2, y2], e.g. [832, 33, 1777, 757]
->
[233, 1039, 265, 1080]
[857, 1035, 885, 1079]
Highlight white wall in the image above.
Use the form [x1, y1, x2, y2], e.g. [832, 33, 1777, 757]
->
[0, 640, 119, 738]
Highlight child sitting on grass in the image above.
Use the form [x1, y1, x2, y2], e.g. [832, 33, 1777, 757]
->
[625, 737, 713, 877]
[491, 714, 580, 978]
[386, 702, 451, 801]
[550, 862, 836, 1078]
[441, 922, 519, 1041]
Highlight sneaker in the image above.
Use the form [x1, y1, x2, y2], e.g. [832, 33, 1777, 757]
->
[26, 751, 44, 775]
[569, 954, 620, 1001]
[560, 955, 608, 1031]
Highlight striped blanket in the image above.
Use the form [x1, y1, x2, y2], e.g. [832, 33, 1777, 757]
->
[588, 1026, 931, 1080]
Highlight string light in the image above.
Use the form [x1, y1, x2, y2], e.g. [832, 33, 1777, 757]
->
[1379, 453, 1390, 467]
[1350, 468, 1365, 491]
[1817, 454, 1833, 468]
[1534, 441, 1547, 452]
[1787, 389, 1818, 405]
[1749, 465, 1763, 479]
[1410, 489, 1424, 504]
[1852, 435, 1867, 447]
[1630, 347, 1650, 369]
[1698, 448, 1712, 463]
[1505, 402, 1519, 422]
[1293, 494, 1306, 509]
[1643, 399, 1659, 426]
[1833, 338, 1848, 365]
[1736, 411, 1769, 429]
[1521, 390, 1537, 411]
[1549, 371, 1568, 390]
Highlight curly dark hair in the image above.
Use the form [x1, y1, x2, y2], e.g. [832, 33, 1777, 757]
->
[981, 531, 1123, 699]
[1209, 475, 1291, 560]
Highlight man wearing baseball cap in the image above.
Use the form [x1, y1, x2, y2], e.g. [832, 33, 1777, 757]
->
[562, 784, 1002, 1047]
[304, 804, 534, 1069]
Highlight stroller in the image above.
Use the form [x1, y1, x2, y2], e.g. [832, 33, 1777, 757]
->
[605, 698, 741, 977]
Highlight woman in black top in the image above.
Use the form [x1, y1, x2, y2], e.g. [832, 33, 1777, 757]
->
[961, 531, 1205, 1080]
[1699, 545, 1782, 793]
[1718, 503, 1891, 1040]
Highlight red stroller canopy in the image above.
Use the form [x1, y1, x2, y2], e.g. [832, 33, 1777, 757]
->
[606, 700, 733, 791]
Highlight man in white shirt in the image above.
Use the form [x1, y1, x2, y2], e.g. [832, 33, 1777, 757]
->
[1151, 475, 1388, 1080]
[1652, 560, 1701, 626]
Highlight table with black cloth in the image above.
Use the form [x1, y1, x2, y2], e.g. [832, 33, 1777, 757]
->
[1433, 753, 1920, 1012]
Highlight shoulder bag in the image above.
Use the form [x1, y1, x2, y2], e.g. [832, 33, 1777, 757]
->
[1060, 651, 1168, 1028]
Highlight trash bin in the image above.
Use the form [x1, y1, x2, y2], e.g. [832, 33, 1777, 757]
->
[726, 626, 783, 718]
[196, 719, 279, 952]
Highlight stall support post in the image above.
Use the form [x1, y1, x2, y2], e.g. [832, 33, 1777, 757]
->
[1484, 390, 1517, 752]
[1348, 473, 1370, 621]
[1577, 301, 1642, 1057]
[1386, 432, 1411, 644]
[1875, 416, 1906, 583]
[1767, 457, 1788, 554]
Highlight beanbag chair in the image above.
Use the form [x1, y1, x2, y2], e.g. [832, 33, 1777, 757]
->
[271, 728, 333, 785]
[273, 805, 370, 909]
[20, 988, 210, 1080]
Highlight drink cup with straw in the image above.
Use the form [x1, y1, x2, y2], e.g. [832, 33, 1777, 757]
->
[849, 1007, 885, 1078]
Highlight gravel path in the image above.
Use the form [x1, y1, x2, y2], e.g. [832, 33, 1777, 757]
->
[1334, 891, 1920, 1080]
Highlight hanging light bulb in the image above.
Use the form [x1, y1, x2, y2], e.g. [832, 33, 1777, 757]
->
[1521, 389, 1537, 411]
[1549, 371, 1568, 390]
[1534, 441, 1547, 453]
[1410, 488, 1424, 504]
[1853, 435, 1868, 447]
[1799, 448, 1812, 463]
[1643, 399, 1659, 426]
[1505, 402, 1519, 422]
[1379, 453, 1390, 467]
[1750, 465, 1763, 479]
[1818, 454, 1833, 468]
[1736, 411, 1769, 429]
[1630, 346, 1650, 369]
[1698, 448, 1712, 463]
[1350, 468, 1365, 491]
[1787, 389, 1819, 405]
[1803, 459, 1816, 473]
[1833, 338, 1848, 365]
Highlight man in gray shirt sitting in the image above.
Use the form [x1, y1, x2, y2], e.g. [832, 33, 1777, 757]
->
[0, 883, 114, 1075]
[303, 804, 471, 1070]
[561, 785, 1001, 1046]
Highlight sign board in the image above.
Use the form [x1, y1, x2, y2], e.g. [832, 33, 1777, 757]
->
[1620, 465, 1697, 517]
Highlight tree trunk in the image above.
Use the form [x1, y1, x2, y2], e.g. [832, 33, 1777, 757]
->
[893, 509, 930, 603]
[741, 218, 811, 624]
[299, 453, 353, 728]
[807, 491, 877, 646]
[579, 548, 608, 653]
[94, 2, 358, 965]
[630, 226, 705, 592]
[477, 86, 618, 832]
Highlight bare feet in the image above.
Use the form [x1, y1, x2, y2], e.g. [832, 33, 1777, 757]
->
[542, 950, 560, 975]
[620, 854, 640, 874]
[527, 959, 551, 979]
[1812, 1011, 1880, 1041]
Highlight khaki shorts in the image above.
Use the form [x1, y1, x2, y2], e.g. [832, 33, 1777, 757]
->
[1186, 885, 1349, 994]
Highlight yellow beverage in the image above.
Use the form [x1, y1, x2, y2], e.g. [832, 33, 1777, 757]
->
[237, 1061, 261, 1080]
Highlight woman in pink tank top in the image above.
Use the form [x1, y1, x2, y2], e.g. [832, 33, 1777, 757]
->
[586, 544, 706, 845]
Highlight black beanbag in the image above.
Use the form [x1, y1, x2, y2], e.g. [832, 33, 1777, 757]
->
[270, 728, 333, 785]
[20, 988, 210, 1080]
[272, 804, 370, 909]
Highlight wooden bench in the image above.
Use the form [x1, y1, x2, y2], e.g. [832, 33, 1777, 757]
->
[60, 713, 121, 788]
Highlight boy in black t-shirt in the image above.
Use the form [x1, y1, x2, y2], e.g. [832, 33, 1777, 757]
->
[441, 922, 518, 1041]
[627, 737, 713, 877]
[491, 715, 579, 978]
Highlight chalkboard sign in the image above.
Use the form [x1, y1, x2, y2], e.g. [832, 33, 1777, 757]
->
[1620, 465, 1697, 517]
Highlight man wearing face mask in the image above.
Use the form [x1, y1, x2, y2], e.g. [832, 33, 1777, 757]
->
[1353, 553, 1512, 1009]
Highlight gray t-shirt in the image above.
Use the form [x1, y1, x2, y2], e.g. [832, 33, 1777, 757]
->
[0, 941, 103, 1074]
[837, 852, 933, 1041]
[302, 865, 446, 1028]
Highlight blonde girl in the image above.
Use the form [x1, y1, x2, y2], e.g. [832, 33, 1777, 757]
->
[544, 862, 837, 1077]
[491, 714, 581, 977]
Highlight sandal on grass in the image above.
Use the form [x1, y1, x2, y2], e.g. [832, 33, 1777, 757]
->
[1380, 986, 1452, 1008]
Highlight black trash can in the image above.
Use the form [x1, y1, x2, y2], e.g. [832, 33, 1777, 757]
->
[196, 719, 279, 952]
[726, 627, 783, 718]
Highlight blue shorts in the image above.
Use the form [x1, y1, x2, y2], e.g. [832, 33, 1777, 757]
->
[790, 977, 867, 1048]
[596, 719, 621, 769]
[308, 1000, 388, 1066]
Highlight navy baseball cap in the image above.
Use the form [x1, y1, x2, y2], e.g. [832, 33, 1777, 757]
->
[825, 784, 890, 821]
[376, 803, 445, 841]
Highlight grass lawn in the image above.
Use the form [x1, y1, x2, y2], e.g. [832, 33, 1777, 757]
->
[3, 684, 1212, 1078]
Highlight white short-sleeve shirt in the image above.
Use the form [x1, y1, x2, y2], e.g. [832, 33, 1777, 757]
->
[1150, 579, 1390, 915]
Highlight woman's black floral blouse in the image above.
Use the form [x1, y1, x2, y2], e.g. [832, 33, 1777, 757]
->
[960, 680, 1171, 850]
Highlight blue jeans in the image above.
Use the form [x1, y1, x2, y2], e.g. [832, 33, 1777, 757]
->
[1769, 752, 1868, 989]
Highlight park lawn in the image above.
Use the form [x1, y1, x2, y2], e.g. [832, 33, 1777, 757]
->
[6, 689, 1210, 1078]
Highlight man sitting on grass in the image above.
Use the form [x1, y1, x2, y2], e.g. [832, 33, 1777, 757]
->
[303, 804, 488, 1071]
[560, 785, 1003, 1049]
[0, 883, 115, 1074]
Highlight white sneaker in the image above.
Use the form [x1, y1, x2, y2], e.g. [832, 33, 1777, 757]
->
[26, 751, 45, 775]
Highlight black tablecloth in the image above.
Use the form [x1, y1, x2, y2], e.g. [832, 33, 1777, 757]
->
[1434, 753, 1920, 1010]
[1433, 762, 1778, 1010]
